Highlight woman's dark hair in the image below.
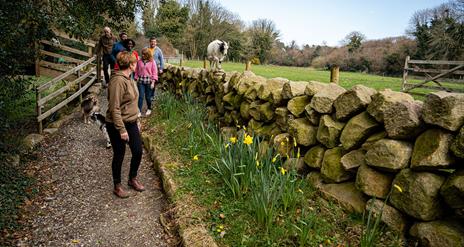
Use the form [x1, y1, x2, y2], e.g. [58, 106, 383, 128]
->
[122, 39, 136, 51]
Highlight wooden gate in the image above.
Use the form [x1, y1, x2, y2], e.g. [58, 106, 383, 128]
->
[401, 56, 464, 95]
[35, 32, 102, 133]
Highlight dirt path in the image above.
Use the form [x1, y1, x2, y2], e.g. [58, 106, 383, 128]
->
[17, 92, 177, 246]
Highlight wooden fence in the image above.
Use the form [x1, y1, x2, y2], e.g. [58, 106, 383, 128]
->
[402, 56, 464, 95]
[35, 32, 101, 133]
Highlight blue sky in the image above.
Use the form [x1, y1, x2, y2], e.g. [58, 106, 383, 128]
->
[219, 0, 448, 47]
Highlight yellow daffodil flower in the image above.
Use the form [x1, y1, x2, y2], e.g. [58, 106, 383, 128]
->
[393, 184, 403, 193]
[280, 167, 287, 175]
[229, 136, 237, 144]
[193, 155, 199, 161]
[244, 134, 253, 145]
[272, 154, 280, 163]
[256, 160, 260, 168]
[224, 143, 230, 149]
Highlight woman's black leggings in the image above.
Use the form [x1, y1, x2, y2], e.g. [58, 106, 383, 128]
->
[106, 121, 143, 185]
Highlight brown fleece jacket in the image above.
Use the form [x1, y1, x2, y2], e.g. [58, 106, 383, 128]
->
[106, 71, 139, 134]
[96, 34, 116, 55]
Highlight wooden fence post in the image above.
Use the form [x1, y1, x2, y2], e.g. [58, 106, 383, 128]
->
[245, 61, 251, 71]
[96, 53, 101, 84]
[330, 65, 339, 84]
[36, 88, 42, 134]
[203, 58, 207, 69]
[401, 56, 410, 91]
[180, 52, 183, 67]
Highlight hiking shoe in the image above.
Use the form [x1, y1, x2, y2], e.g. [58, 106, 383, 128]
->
[145, 110, 152, 116]
[128, 177, 145, 192]
[113, 184, 129, 198]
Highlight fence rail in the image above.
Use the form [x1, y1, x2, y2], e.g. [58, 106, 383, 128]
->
[402, 56, 464, 94]
[35, 31, 100, 133]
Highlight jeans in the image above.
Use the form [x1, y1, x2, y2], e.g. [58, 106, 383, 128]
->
[102, 54, 115, 85]
[106, 121, 142, 185]
[137, 83, 154, 112]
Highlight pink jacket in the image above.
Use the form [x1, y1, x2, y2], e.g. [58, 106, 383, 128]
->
[134, 59, 158, 82]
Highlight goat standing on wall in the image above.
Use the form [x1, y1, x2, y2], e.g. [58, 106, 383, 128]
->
[207, 40, 229, 71]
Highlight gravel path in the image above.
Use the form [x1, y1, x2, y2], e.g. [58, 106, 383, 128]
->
[18, 91, 177, 246]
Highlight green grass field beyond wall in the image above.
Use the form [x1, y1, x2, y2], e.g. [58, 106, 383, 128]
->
[173, 60, 462, 98]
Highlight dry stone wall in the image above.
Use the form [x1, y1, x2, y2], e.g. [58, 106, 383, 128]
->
[160, 65, 464, 246]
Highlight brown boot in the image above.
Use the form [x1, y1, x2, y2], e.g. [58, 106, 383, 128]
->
[128, 177, 145, 192]
[113, 184, 129, 198]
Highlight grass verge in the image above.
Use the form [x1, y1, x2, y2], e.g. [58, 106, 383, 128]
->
[147, 91, 404, 246]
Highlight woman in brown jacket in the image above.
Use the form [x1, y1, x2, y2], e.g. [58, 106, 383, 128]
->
[106, 51, 145, 198]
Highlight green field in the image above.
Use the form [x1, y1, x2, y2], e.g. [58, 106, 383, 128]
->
[173, 60, 463, 99]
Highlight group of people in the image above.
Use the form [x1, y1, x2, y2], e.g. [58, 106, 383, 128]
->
[95, 26, 165, 198]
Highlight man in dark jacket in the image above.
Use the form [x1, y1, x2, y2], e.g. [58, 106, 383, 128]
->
[96, 27, 117, 87]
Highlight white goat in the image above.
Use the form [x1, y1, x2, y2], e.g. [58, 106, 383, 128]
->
[207, 40, 229, 71]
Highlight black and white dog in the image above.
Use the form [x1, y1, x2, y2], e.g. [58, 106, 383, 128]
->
[90, 112, 112, 148]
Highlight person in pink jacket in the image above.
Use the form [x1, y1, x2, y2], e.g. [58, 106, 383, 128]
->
[134, 48, 158, 117]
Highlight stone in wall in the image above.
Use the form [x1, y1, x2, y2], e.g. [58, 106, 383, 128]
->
[254, 122, 281, 137]
[309, 83, 346, 114]
[318, 181, 367, 214]
[282, 81, 308, 100]
[304, 105, 321, 125]
[270, 88, 284, 106]
[244, 79, 266, 101]
[249, 101, 274, 122]
[341, 149, 366, 172]
[234, 71, 266, 96]
[340, 111, 380, 151]
[384, 100, 425, 140]
[411, 129, 456, 170]
[316, 115, 345, 148]
[409, 220, 464, 247]
[240, 101, 250, 119]
[223, 92, 241, 110]
[321, 147, 352, 183]
[440, 170, 464, 209]
[390, 169, 446, 221]
[361, 131, 387, 151]
[220, 127, 237, 140]
[422, 91, 464, 132]
[304, 81, 328, 97]
[303, 145, 326, 169]
[365, 139, 413, 172]
[367, 89, 414, 123]
[273, 133, 293, 157]
[224, 110, 240, 125]
[334, 85, 376, 121]
[287, 95, 311, 117]
[275, 107, 293, 131]
[258, 77, 288, 101]
[288, 118, 318, 146]
[284, 158, 308, 175]
[451, 126, 464, 159]
[365, 199, 409, 233]
[248, 118, 263, 132]
[356, 164, 394, 199]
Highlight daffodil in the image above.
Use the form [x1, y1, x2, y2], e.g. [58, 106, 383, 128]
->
[193, 155, 199, 161]
[293, 137, 297, 147]
[243, 134, 253, 145]
[229, 136, 237, 144]
[393, 184, 403, 193]
[224, 143, 230, 149]
[279, 167, 287, 175]
[243, 126, 247, 131]
[272, 154, 280, 163]
[256, 160, 260, 168]
[297, 188, 304, 193]
[296, 148, 301, 159]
